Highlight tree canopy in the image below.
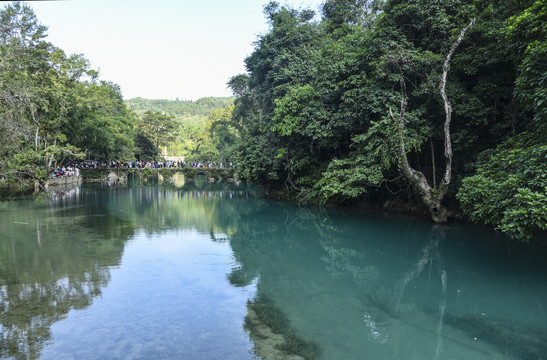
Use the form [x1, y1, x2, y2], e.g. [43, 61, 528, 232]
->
[0, 2, 136, 185]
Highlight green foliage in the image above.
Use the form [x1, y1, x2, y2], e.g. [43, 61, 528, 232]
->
[273, 84, 317, 136]
[138, 111, 177, 159]
[504, 0, 547, 125]
[125, 97, 234, 118]
[457, 135, 547, 241]
[315, 155, 384, 204]
[227, 0, 546, 236]
[126, 96, 236, 159]
[207, 105, 238, 163]
[232, 1, 322, 183]
[0, 2, 137, 185]
[68, 81, 136, 162]
[141, 167, 154, 178]
[322, 0, 381, 30]
[227, 74, 249, 97]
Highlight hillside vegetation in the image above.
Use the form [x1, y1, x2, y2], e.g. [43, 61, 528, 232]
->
[125, 97, 235, 159]
[125, 97, 234, 118]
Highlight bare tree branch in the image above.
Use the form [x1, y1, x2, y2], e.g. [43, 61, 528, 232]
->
[388, 18, 476, 222]
[440, 17, 476, 187]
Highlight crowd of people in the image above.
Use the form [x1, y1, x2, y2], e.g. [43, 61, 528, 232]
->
[108, 160, 234, 169]
[51, 166, 80, 177]
[50, 160, 234, 177]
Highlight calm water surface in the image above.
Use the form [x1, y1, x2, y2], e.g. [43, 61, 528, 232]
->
[0, 180, 546, 359]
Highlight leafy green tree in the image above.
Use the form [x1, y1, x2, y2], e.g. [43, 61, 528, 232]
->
[321, 0, 383, 33]
[208, 105, 238, 165]
[134, 129, 156, 161]
[139, 110, 177, 159]
[0, 2, 49, 181]
[457, 134, 547, 241]
[180, 105, 239, 165]
[227, 74, 249, 97]
[383, 18, 476, 222]
[232, 1, 321, 184]
[173, 116, 207, 158]
[68, 81, 136, 162]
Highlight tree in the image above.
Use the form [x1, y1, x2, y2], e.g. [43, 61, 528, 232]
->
[387, 19, 476, 222]
[322, 0, 383, 32]
[227, 74, 249, 97]
[0, 2, 48, 182]
[231, 1, 321, 184]
[208, 105, 238, 165]
[68, 81, 136, 162]
[0, 2, 87, 182]
[139, 110, 176, 159]
[226, 0, 545, 238]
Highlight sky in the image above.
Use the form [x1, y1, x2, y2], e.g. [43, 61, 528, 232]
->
[14, 0, 325, 101]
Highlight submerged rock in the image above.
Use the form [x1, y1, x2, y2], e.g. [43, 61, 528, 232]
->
[244, 297, 317, 360]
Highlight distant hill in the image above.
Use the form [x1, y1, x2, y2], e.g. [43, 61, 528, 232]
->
[125, 97, 234, 118]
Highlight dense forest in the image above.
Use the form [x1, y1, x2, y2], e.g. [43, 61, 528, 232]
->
[0, 1, 545, 241]
[226, 0, 546, 241]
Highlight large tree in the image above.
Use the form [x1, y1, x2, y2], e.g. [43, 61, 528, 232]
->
[138, 110, 177, 159]
[387, 18, 476, 222]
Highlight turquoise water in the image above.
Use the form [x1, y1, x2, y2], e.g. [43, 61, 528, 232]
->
[0, 182, 546, 359]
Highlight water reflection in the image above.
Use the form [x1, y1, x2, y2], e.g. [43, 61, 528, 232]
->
[193, 173, 208, 188]
[49, 185, 80, 202]
[172, 172, 185, 188]
[0, 184, 546, 359]
[227, 203, 547, 359]
[0, 190, 130, 359]
[0, 183, 262, 359]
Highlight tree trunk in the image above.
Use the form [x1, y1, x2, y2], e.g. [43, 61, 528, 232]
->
[430, 138, 436, 188]
[221, 147, 225, 167]
[389, 18, 475, 223]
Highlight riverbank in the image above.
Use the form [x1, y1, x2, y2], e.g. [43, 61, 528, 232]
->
[265, 184, 433, 220]
[263, 183, 513, 237]
[47, 175, 82, 189]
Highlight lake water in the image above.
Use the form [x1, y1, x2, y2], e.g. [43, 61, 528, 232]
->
[1, 180, 546, 360]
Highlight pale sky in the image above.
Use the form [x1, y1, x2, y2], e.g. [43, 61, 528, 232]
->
[14, 0, 324, 101]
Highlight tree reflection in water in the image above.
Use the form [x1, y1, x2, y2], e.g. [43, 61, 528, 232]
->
[227, 202, 547, 359]
[0, 188, 130, 360]
[1, 184, 545, 360]
[0, 182, 258, 360]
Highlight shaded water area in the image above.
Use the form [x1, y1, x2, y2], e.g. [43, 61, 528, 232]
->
[1, 179, 546, 359]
